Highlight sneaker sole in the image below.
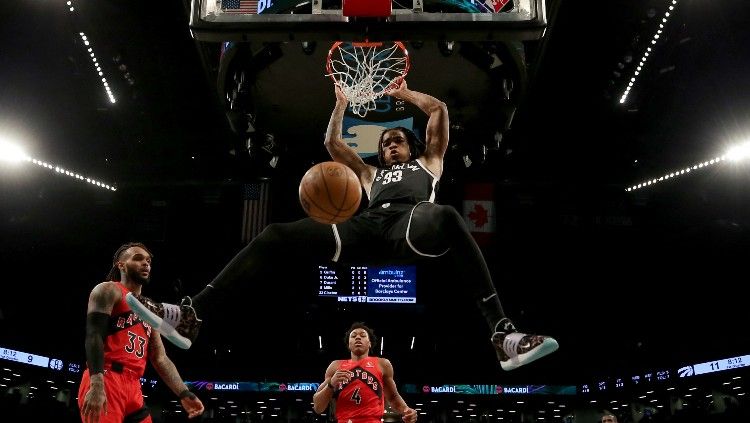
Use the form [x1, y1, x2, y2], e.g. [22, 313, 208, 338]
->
[125, 292, 193, 350]
[501, 338, 559, 371]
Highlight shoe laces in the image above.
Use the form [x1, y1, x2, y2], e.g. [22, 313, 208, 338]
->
[179, 296, 202, 322]
[501, 332, 527, 358]
[161, 303, 182, 328]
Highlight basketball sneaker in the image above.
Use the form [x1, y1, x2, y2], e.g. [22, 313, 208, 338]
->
[125, 292, 201, 349]
[491, 318, 559, 371]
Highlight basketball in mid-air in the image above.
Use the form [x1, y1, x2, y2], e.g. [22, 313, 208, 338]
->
[299, 161, 362, 224]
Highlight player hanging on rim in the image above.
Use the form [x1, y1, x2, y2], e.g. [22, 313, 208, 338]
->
[126, 78, 559, 371]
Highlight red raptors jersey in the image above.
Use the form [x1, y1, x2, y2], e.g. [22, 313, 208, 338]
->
[104, 283, 152, 376]
[334, 357, 384, 422]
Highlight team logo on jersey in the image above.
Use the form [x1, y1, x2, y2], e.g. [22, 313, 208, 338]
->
[374, 162, 420, 183]
[340, 366, 382, 398]
[113, 311, 151, 336]
[389, 162, 419, 172]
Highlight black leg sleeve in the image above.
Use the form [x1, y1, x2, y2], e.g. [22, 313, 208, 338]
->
[191, 218, 337, 315]
[409, 203, 508, 332]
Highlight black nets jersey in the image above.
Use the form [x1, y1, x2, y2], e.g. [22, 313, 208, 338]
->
[367, 159, 439, 210]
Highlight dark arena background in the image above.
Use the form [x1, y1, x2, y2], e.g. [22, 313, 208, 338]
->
[1, 0, 749, 422]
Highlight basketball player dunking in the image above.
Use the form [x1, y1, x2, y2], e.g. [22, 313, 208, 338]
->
[126, 79, 559, 371]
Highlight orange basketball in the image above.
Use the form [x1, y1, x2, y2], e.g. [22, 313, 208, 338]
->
[299, 161, 362, 224]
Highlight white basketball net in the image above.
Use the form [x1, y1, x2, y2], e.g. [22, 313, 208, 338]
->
[327, 42, 410, 118]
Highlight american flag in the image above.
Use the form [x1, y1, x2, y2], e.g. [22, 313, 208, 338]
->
[241, 182, 270, 244]
[221, 0, 259, 14]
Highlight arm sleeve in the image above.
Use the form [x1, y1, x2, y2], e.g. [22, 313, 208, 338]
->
[85, 311, 109, 374]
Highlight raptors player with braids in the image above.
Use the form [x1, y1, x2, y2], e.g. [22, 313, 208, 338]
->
[79, 242, 204, 423]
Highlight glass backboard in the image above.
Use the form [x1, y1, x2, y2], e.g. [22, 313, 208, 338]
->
[189, 0, 547, 42]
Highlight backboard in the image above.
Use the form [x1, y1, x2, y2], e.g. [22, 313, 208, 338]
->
[189, 0, 547, 42]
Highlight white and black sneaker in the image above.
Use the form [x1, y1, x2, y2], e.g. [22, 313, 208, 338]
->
[126, 292, 202, 349]
[491, 319, 559, 371]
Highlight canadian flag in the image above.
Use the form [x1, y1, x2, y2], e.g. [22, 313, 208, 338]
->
[462, 183, 495, 246]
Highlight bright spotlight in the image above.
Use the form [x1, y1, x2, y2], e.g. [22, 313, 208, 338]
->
[0, 138, 116, 191]
[725, 142, 750, 162]
[0, 140, 30, 163]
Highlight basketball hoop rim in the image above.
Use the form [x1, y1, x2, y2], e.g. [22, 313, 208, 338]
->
[326, 41, 410, 87]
